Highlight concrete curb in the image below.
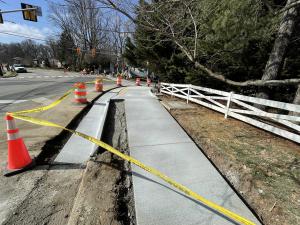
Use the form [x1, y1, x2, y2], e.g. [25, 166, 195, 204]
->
[160, 101, 172, 111]
[65, 88, 122, 225]
[90, 99, 110, 157]
[53, 89, 120, 164]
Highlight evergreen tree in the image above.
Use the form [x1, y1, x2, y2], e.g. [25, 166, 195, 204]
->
[58, 30, 77, 68]
[122, 0, 300, 100]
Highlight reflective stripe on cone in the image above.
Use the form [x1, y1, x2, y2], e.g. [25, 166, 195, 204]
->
[7, 128, 20, 140]
[6, 116, 17, 130]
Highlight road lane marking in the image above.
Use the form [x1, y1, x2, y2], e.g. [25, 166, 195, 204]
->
[0, 100, 27, 104]
[31, 97, 53, 105]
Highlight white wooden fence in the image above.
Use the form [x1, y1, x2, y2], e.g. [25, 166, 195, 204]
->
[160, 83, 300, 144]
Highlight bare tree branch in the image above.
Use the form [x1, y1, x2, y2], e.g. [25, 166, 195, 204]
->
[97, 0, 300, 87]
[277, 0, 300, 14]
[194, 62, 300, 87]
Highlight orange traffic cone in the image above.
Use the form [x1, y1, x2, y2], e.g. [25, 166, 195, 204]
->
[136, 77, 141, 86]
[4, 114, 35, 176]
[117, 75, 122, 87]
[73, 82, 88, 104]
[95, 78, 103, 92]
[147, 78, 151, 87]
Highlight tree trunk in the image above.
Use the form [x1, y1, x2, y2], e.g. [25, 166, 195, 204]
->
[258, 0, 299, 99]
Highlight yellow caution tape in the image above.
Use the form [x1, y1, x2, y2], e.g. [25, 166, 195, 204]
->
[9, 113, 256, 225]
[12, 89, 74, 115]
[9, 79, 112, 115]
[10, 78, 115, 114]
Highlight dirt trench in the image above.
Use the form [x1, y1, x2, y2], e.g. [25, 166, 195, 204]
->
[67, 100, 136, 225]
[2, 100, 135, 225]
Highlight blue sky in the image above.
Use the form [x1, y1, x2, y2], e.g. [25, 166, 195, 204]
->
[0, 0, 61, 43]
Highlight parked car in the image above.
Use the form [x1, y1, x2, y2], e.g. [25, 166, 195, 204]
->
[13, 64, 27, 73]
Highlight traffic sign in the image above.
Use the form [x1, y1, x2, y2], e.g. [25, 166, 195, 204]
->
[21, 3, 37, 22]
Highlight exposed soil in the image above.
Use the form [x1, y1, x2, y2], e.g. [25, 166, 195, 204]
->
[160, 95, 300, 225]
[65, 100, 135, 225]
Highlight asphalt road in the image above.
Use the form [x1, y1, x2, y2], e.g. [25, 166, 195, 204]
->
[0, 68, 112, 112]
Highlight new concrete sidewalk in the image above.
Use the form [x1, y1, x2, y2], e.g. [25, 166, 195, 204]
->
[116, 86, 261, 225]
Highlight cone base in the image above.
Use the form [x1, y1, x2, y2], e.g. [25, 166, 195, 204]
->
[7, 138, 32, 170]
[3, 158, 36, 177]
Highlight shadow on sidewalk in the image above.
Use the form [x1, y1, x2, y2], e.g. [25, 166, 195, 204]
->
[92, 159, 240, 225]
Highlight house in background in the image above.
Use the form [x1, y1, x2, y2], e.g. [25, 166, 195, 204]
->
[12, 57, 24, 65]
[12, 57, 32, 66]
[49, 58, 62, 68]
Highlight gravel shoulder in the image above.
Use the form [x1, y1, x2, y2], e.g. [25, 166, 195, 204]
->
[160, 95, 300, 225]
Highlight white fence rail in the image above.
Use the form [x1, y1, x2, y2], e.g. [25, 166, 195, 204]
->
[160, 83, 300, 144]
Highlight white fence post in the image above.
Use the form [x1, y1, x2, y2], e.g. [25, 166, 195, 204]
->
[225, 91, 233, 119]
[161, 82, 300, 143]
[187, 84, 191, 104]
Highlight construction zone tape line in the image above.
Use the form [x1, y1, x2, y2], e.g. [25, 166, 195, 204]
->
[8, 113, 255, 225]
[11, 78, 114, 115]
[6, 85, 255, 225]
[10, 78, 114, 115]
[11, 89, 74, 115]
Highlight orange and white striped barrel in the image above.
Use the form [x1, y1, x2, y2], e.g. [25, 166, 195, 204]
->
[95, 78, 103, 92]
[117, 75, 122, 87]
[136, 77, 141, 86]
[5, 114, 32, 171]
[74, 82, 88, 104]
[147, 78, 151, 87]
